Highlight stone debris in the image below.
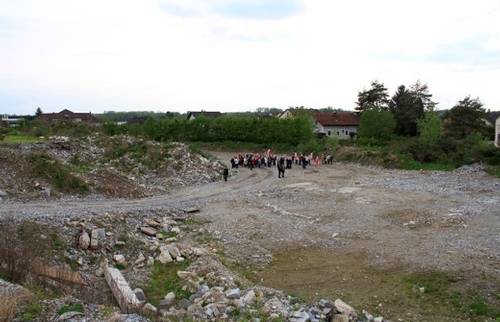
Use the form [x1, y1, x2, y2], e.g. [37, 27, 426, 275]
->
[140, 226, 157, 237]
[104, 266, 143, 314]
[78, 231, 91, 250]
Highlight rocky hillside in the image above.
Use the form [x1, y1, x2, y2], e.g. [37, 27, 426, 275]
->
[0, 135, 225, 201]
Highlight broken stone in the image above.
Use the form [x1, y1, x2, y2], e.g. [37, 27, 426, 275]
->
[134, 288, 146, 303]
[165, 245, 181, 258]
[159, 292, 176, 311]
[140, 227, 157, 237]
[142, 303, 157, 316]
[145, 219, 162, 228]
[290, 309, 310, 322]
[157, 249, 172, 264]
[241, 290, 256, 306]
[146, 256, 155, 266]
[374, 317, 384, 322]
[331, 314, 349, 322]
[78, 231, 90, 250]
[184, 207, 200, 213]
[334, 299, 357, 320]
[104, 266, 142, 314]
[57, 311, 85, 321]
[114, 254, 127, 266]
[176, 256, 185, 262]
[171, 227, 181, 234]
[134, 253, 146, 265]
[225, 288, 241, 299]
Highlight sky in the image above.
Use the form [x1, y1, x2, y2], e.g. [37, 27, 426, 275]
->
[1, 0, 500, 115]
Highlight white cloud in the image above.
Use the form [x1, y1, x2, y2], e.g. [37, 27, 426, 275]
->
[0, 0, 499, 114]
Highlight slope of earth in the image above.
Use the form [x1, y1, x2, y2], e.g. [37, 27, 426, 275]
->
[0, 135, 224, 201]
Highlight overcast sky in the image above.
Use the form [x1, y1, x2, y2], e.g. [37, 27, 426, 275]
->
[1, 0, 500, 114]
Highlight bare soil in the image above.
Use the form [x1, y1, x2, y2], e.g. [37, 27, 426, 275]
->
[1, 151, 499, 321]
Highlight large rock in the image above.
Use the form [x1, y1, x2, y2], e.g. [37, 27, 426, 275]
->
[78, 231, 91, 250]
[225, 288, 241, 299]
[333, 299, 357, 320]
[90, 228, 106, 250]
[290, 309, 310, 322]
[104, 266, 142, 314]
[165, 245, 181, 258]
[140, 227, 157, 237]
[114, 254, 127, 266]
[330, 314, 349, 322]
[157, 249, 173, 264]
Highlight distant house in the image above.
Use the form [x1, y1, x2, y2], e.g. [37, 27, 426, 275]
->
[1, 115, 25, 127]
[37, 109, 98, 123]
[277, 108, 318, 119]
[187, 111, 223, 121]
[313, 112, 359, 139]
[495, 116, 500, 147]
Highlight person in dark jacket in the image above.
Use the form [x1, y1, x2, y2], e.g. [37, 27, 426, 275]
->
[223, 168, 229, 182]
[277, 157, 286, 178]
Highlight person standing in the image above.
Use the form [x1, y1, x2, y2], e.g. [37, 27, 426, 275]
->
[278, 157, 286, 178]
[223, 168, 229, 182]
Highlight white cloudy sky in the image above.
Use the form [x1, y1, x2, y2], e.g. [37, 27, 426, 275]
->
[1, 0, 500, 114]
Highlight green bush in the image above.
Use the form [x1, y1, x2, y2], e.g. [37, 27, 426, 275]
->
[28, 153, 89, 194]
[358, 110, 396, 140]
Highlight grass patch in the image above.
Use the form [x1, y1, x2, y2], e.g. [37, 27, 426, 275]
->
[397, 154, 456, 171]
[144, 261, 192, 307]
[486, 165, 500, 178]
[27, 152, 89, 194]
[20, 302, 43, 321]
[1, 134, 41, 144]
[57, 303, 84, 315]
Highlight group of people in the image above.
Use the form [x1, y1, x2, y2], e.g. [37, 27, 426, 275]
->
[223, 150, 334, 181]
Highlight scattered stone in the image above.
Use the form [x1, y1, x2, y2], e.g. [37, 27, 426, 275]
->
[140, 227, 157, 237]
[114, 254, 127, 266]
[159, 292, 176, 311]
[104, 266, 142, 314]
[164, 245, 181, 258]
[374, 317, 384, 322]
[176, 256, 185, 262]
[290, 309, 310, 322]
[0, 190, 7, 197]
[78, 231, 91, 250]
[116, 240, 126, 246]
[241, 289, 256, 306]
[145, 218, 162, 228]
[134, 288, 146, 303]
[57, 311, 85, 321]
[142, 303, 157, 316]
[146, 256, 155, 266]
[90, 228, 105, 249]
[185, 207, 200, 213]
[334, 299, 357, 320]
[330, 314, 349, 322]
[134, 253, 146, 265]
[171, 227, 181, 234]
[157, 249, 173, 264]
[225, 288, 241, 299]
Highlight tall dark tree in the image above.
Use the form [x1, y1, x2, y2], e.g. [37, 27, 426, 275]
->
[444, 96, 487, 139]
[389, 85, 424, 136]
[35, 107, 43, 117]
[355, 81, 390, 112]
[410, 81, 437, 112]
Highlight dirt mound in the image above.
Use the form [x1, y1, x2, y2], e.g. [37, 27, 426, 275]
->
[0, 135, 225, 201]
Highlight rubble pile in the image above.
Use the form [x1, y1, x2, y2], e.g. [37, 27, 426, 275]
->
[0, 207, 393, 321]
[0, 135, 225, 201]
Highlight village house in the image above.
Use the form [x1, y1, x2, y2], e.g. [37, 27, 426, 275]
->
[37, 109, 98, 123]
[187, 111, 223, 120]
[313, 112, 359, 139]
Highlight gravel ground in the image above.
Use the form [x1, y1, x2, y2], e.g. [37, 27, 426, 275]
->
[1, 154, 499, 278]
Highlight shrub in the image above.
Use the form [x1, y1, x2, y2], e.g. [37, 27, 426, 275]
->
[358, 110, 396, 140]
[27, 153, 89, 194]
[418, 112, 442, 146]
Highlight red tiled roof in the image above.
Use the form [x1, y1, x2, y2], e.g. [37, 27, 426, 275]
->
[313, 112, 359, 126]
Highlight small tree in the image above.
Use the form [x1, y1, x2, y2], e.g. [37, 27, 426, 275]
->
[355, 81, 390, 112]
[35, 107, 43, 117]
[444, 96, 487, 139]
[358, 110, 396, 140]
[417, 112, 442, 146]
